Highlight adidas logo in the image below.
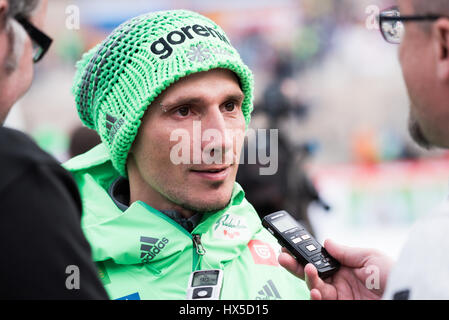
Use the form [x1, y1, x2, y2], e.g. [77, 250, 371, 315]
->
[105, 114, 125, 142]
[140, 236, 169, 263]
[255, 280, 282, 300]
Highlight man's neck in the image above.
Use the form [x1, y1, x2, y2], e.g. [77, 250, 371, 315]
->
[128, 175, 196, 219]
[110, 177, 202, 233]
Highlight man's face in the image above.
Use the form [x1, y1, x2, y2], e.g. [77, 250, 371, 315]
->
[129, 68, 246, 214]
[398, 0, 449, 149]
[0, 0, 48, 123]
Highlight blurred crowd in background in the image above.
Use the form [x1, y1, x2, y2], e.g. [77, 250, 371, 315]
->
[6, 0, 449, 258]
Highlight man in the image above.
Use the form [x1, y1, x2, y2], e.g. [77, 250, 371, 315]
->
[65, 9, 310, 300]
[0, 0, 108, 299]
[279, 0, 449, 300]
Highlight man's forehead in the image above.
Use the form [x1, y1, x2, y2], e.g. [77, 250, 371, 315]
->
[155, 69, 242, 103]
[173, 68, 238, 86]
[397, 0, 414, 14]
[29, 0, 48, 26]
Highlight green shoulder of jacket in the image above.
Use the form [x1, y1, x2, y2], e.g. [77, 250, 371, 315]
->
[64, 144, 310, 300]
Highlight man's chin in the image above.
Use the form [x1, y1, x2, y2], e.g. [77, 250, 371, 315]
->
[180, 188, 233, 213]
[180, 199, 230, 214]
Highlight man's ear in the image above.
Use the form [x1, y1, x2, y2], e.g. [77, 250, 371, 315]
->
[433, 18, 449, 81]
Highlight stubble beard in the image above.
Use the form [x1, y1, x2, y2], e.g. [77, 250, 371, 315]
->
[164, 189, 231, 214]
[156, 177, 233, 214]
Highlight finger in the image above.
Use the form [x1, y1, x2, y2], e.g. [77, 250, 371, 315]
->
[305, 263, 337, 300]
[278, 252, 305, 279]
[324, 239, 375, 268]
[310, 288, 322, 300]
[304, 263, 324, 290]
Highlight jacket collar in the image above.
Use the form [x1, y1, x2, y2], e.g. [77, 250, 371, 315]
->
[83, 182, 250, 268]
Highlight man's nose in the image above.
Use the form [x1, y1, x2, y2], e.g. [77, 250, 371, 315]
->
[200, 107, 234, 161]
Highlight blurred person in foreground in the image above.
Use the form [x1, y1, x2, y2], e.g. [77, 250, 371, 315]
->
[64, 10, 310, 300]
[0, 0, 108, 299]
[279, 0, 449, 300]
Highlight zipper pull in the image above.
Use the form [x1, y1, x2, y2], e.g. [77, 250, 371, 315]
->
[192, 234, 206, 256]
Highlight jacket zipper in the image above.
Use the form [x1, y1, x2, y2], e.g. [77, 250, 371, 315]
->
[192, 234, 206, 271]
[192, 234, 206, 255]
[138, 201, 204, 272]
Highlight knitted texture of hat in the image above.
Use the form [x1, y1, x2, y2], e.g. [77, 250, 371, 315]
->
[72, 9, 254, 177]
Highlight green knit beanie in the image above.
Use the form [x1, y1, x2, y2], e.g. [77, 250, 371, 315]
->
[72, 9, 254, 177]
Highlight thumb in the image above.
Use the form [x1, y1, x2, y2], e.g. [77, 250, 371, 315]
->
[323, 239, 372, 268]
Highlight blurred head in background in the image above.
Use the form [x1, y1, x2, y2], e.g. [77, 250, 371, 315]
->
[0, 0, 48, 124]
[68, 126, 101, 159]
[396, 0, 449, 149]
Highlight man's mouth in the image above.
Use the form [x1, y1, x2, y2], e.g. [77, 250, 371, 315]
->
[192, 168, 226, 173]
[190, 166, 231, 181]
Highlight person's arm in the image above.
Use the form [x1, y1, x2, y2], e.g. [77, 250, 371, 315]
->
[278, 239, 394, 300]
[0, 162, 109, 299]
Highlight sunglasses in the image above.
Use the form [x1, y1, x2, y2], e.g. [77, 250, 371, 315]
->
[14, 14, 52, 63]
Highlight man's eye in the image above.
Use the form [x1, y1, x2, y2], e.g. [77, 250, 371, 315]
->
[176, 106, 190, 117]
[224, 102, 236, 112]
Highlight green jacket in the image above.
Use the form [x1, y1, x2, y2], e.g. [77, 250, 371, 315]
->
[64, 144, 309, 300]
